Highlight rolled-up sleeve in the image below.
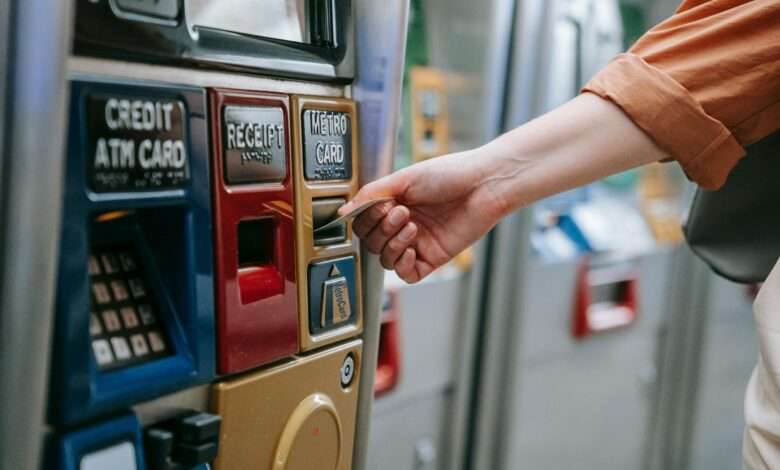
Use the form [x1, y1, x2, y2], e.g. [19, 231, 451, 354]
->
[583, 0, 780, 189]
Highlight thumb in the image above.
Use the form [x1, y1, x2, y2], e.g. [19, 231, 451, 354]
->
[339, 171, 408, 216]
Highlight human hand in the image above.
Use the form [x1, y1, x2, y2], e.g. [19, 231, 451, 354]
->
[341, 150, 509, 283]
[342, 94, 671, 284]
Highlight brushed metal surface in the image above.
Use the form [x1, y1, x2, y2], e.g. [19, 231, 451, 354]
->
[0, 1, 74, 469]
[69, 56, 346, 97]
[351, 1, 410, 470]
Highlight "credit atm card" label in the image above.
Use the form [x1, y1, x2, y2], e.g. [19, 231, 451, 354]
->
[302, 109, 352, 181]
[87, 94, 190, 192]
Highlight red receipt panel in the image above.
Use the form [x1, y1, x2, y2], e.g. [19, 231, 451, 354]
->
[210, 89, 298, 374]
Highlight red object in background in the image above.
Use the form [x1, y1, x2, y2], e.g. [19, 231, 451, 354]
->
[375, 290, 401, 396]
[572, 259, 639, 339]
[210, 89, 298, 374]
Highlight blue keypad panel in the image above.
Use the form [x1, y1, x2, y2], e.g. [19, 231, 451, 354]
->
[89, 244, 170, 371]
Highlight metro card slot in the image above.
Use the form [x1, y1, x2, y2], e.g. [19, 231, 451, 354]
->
[312, 197, 347, 246]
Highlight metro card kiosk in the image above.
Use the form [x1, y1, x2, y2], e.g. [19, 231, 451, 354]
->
[9, 0, 410, 469]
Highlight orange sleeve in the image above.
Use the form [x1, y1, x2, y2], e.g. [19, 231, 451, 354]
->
[583, 0, 780, 189]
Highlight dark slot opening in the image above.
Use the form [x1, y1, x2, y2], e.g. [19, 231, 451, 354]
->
[313, 197, 347, 246]
[315, 224, 347, 246]
[590, 281, 628, 305]
[237, 218, 275, 267]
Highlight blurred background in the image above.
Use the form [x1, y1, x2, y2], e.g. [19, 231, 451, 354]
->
[366, 1, 758, 469]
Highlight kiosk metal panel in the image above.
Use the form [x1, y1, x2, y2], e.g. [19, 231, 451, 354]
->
[210, 88, 299, 374]
[52, 80, 215, 426]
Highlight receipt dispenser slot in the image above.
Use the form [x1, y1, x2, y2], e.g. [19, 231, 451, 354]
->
[52, 80, 215, 426]
[236, 218, 284, 305]
[210, 89, 298, 374]
[237, 218, 275, 267]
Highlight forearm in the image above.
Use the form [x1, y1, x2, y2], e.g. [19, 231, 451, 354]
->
[476, 93, 668, 213]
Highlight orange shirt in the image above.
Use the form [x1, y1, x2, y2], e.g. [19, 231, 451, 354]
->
[583, 0, 780, 189]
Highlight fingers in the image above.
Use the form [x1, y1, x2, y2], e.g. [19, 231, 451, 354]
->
[380, 222, 418, 269]
[393, 247, 435, 284]
[363, 206, 410, 254]
[352, 201, 395, 238]
[339, 173, 406, 216]
[394, 249, 417, 283]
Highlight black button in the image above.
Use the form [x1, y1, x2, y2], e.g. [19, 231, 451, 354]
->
[176, 412, 221, 443]
[171, 441, 219, 466]
[145, 428, 174, 470]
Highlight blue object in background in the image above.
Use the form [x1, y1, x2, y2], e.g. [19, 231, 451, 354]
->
[51, 79, 215, 426]
[557, 213, 594, 253]
[535, 186, 591, 215]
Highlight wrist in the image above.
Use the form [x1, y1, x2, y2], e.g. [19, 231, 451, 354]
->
[468, 143, 532, 218]
[477, 139, 545, 214]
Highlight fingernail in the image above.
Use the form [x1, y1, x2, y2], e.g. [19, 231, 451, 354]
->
[399, 223, 416, 242]
[388, 207, 406, 226]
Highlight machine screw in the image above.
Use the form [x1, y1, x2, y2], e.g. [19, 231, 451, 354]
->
[340, 354, 356, 388]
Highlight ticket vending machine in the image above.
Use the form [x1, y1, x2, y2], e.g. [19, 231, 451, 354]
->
[0, 1, 409, 469]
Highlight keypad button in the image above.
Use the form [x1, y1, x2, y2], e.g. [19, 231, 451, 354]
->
[128, 278, 147, 298]
[120, 306, 140, 329]
[92, 282, 112, 305]
[148, 331, 166, 353]
[111, 337, 132, 360]
[118, 252, 137, 272]
[89, 313, 103, 336]
[138, 304, 155, 325]
[101, 253, 121, 274]
[110, 280, 130, 302]
[88, 255, 102, 276]
[130, 334, 149, 356]
[101, 309, 122, 332]
[92, 339, 115, 366]
[88, 245, 170, 370]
